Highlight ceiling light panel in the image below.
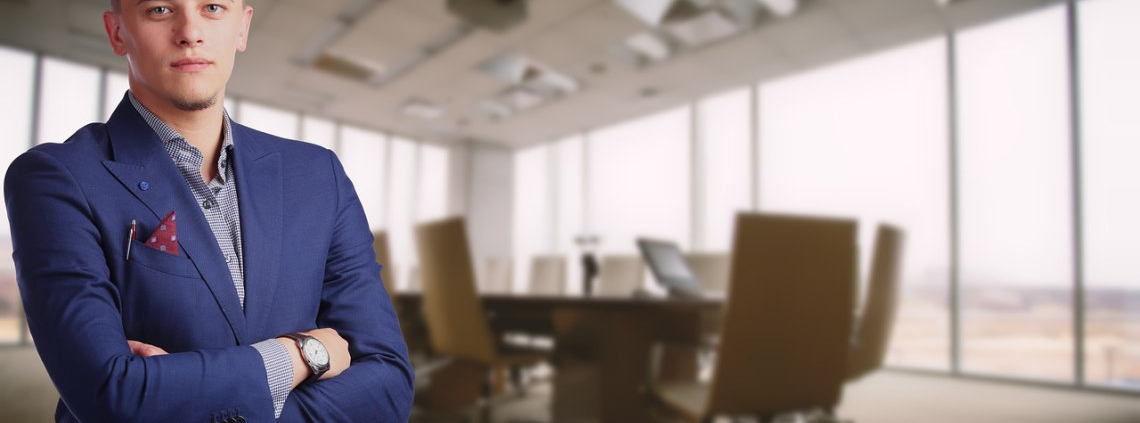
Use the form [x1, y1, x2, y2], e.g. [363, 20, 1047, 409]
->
[400, 98, 445, 120]
[665, 9, 742, 47]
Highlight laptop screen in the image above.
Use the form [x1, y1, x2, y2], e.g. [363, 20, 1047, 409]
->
[636, 238, 702, 297]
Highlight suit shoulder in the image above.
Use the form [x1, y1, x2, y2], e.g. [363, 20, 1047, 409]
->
[15, 122, 109, 165]
[231, 121, 332, 157]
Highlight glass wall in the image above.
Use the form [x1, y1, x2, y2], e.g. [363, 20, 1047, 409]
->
[339, 126, 387, 232]
[513, 144, 555, 293]
[759, 37, 951, 370]
[1079, 0, 1140, 388]
[696, 87, 752, 252]
[102, 71, 130, 120]
[418, 144, 450, 222]
[590, 106, 692, 252]
[510, 0, 1139, 392]
[387, 138, 418, 289]
[555, 136, 585, 295]
[238, 101, 299, 139]
[300, 116, 337, 150]
[957, 4, 1073, 381]
[38, 57, 100, 144]
[0, 46, 36, 344]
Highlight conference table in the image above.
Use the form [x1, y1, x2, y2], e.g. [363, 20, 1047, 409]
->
[393, 292, 723, 422]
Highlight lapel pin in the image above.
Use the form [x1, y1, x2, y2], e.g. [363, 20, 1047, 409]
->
[139, 181, 150, 191]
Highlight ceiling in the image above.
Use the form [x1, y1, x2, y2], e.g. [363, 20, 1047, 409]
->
[0, 0, 1061, 148]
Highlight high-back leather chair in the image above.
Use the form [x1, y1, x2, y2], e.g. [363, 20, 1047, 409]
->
[483, 257, 513, 294]
[528, 255, 566, 296]
[847, 224, 905, 381]
[651, 213, 857, 421]
[595, 254, 644, 296]
[415, 217, 549, 421]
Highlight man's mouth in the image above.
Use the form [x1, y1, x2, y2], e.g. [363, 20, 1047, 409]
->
[171, 58, 212, 72]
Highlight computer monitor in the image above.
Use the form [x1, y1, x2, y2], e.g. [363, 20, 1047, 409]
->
[636, 238, 703, 298]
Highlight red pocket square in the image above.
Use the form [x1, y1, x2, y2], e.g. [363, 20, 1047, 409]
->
[145, 211, 179, 256]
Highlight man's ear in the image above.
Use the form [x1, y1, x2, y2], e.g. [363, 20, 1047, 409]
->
[236, 5, 254, 52]
[103, 12, 128, 56]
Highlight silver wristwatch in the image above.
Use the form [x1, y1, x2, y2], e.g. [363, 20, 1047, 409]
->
[282, 332, 330, 383]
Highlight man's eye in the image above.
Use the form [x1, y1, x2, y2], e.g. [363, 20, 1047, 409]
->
[205, 4, 223, 14]
[148, 6, 171, 15]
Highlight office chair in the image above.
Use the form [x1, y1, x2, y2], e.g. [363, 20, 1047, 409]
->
[372, 231, 398, 307]
[483, 257, 513, 294]
[415, 217, 550, 422]
[595, 254, 644, 296]
[847, 224, 905, 381]
[528, 255, 566, 296]
[650, 213, 857, 422]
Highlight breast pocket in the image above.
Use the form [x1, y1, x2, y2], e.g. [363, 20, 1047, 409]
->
[126, 239, 200, 279]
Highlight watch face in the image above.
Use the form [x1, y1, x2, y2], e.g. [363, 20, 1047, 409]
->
[303, 338, 330, 366]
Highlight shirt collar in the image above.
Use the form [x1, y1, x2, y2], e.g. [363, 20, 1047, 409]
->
[127, 91, 236, 159]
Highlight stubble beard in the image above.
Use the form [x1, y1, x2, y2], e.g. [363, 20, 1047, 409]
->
[171, 94, 218, 112]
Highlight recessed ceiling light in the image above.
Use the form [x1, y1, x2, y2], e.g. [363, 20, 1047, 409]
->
[400, 98, 444, 120]
[665, 10, 741, 48]
[755, 0, 798, 17]
[624, 32, 673, 63]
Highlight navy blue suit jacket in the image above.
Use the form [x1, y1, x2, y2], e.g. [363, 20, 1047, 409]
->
[4, 96, 413, 422]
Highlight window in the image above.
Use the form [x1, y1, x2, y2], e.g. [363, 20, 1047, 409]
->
[300, 116, 337, 150]
[238, 101, 299, 139]
[0, 45, 36, 344]
[38, 57, 100, 144]
[417, 144, 449, 222]
[758, 37, 951, 369]
[555, 136, 585, 295]
[590, 106, 692, 291]
[225, 97, 240, 119]
[1079, 0, 1140, 389]
[387, 138, 418, 289]
[696, 87, 752, 252]
[102, 71, 130, 121]
[338, 126, 386, 232]
[957, 4, 1073, 381]
[513, 144, 554, 293]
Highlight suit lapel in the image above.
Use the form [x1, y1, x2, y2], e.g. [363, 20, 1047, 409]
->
[230, 123, 283, 338]
[100, 96, 248, 344]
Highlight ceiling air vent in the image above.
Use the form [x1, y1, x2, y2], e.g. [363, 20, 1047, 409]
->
[310, 53, 385, 83]
[447, 0, 527, 32]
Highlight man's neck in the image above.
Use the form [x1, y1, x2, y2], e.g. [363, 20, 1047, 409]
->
[131, 88, 225, 182]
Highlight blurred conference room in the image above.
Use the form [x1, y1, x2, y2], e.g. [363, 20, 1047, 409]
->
[1, 0, 1139, 421]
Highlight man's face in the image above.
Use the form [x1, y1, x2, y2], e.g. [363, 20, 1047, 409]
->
[104, 1, 253, 112]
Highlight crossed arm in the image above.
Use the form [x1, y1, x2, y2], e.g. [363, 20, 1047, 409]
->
[4, 148, 413, 421]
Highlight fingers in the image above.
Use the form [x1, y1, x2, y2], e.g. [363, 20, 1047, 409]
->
[127, 340, 169, 357]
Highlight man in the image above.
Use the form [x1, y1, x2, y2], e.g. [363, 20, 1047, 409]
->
[4, 0, 413, 421]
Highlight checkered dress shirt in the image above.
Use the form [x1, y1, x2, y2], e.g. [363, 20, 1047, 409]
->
[129, 92, 293, 418]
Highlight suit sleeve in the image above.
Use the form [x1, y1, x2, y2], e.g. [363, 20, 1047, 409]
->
[4, 150, 276, 422]
[276, 150, 414, 422]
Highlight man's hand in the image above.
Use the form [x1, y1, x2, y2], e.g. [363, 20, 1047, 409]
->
[278, 328, 351, 389]
[127, 340, 168, 357]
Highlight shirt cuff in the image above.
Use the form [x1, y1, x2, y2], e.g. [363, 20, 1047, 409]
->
[252, 339, 294, 419]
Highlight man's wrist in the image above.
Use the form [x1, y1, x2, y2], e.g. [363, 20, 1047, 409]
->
[277, 337, 309, 389]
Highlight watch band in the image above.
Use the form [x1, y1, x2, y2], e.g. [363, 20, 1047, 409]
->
[281, 332, 329, 383]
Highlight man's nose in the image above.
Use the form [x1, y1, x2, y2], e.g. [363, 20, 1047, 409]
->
[175, 12, 205, 47]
